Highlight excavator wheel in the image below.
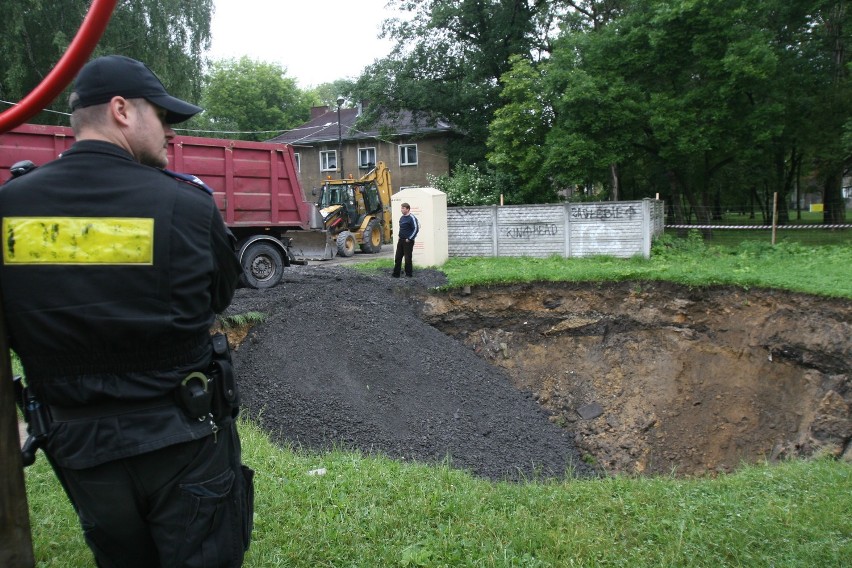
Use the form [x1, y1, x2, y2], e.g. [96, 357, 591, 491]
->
[336, 231, 356, 257]
[360, 219, 382, 254]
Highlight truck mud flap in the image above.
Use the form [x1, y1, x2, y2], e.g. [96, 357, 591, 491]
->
[288, 231, 336, 261]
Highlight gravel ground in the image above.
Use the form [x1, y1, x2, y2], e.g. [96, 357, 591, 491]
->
[225, 263, 593, 481]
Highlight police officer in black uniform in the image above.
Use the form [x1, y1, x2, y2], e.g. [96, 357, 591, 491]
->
[0, 55, 253, 567]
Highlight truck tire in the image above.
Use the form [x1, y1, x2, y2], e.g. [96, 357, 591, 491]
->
[360, 219, 382, 254]
[240, 242, 284, 289]
[337, 231, 356, 257]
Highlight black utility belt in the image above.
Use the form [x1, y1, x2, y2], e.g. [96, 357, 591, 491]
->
[47, 334, 238, 424]
[50, 394, 176, 422]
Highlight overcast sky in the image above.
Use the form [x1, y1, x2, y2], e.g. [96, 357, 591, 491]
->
[208, 0, 400, 88]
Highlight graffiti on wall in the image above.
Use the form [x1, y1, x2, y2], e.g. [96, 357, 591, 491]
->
[570, 204, 638, 220]
[504, 223, 559, 239]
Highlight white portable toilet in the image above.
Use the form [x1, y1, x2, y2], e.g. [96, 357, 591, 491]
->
[391, 187, 448, 267]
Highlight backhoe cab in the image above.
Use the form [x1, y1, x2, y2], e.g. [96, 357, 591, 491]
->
[317, 161, 393, 257]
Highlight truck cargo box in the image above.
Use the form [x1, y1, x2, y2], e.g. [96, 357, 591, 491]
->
[0, 123, 315, 230]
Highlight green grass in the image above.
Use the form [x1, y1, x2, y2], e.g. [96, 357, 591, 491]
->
[360, 234, 852, 298]
[23, 238, 852, 565]
[26, 420, 852, 567]
[219, 310, 266, 329]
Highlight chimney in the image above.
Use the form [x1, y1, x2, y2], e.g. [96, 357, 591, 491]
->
[310, 105, 330, 119]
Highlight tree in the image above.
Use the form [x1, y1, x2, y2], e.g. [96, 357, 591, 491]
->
[196, 57, 313, 141]
[487, 1, 630, 203]
[487, 0, 851, 219]
[356, 0, 566, 167]
[309, 79, 357, 110]
[606, 0, 781, 223]
[0, 0, 213, 125]
[487, 55, 558, 203]
[807, 1, 851, 223]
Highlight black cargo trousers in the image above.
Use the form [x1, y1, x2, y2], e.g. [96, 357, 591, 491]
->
[57, 420, 254, 568]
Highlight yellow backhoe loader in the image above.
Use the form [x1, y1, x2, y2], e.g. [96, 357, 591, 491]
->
[316, 161, 394, 257]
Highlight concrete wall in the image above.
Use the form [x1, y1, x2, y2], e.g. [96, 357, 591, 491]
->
[447, 199, 664, 259]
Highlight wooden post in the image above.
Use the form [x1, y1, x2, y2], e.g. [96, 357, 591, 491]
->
[0, 304, 34, 568]
[771, 192, 778, 245]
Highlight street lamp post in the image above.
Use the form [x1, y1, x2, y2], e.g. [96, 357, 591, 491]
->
[336, 96, 345, 176]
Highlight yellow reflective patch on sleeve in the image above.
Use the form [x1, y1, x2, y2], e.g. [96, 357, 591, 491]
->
[3, 217, 154, 265]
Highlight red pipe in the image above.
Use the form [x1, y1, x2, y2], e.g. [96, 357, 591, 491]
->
[0, 0, 117, 134]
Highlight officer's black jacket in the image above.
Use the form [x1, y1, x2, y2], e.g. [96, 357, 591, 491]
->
[0, 140, 241, 468]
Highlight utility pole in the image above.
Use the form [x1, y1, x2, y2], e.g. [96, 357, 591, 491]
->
[336, 96, 345, 176]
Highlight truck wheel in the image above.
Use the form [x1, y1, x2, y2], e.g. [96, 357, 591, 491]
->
[337, 231, 356, 257]
[240, 242, 284, 289]
[360, 219, 382, 254]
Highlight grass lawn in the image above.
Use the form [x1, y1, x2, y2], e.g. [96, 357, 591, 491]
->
[25, 420, 852, 567]
[429, 237, 852, 299]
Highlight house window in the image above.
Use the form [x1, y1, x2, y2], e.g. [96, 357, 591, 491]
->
[320, 150, 337, 172]
[399, 144, 418, 166]
[359, 147, 376, 169]
[293, 152, 301, 173]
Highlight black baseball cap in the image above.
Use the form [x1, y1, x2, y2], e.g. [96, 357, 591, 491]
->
[70, 55, 202, 124]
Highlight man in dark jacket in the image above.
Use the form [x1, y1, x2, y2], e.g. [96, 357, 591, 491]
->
[0, 55, 253, 567]
[392, 202, 420, 278]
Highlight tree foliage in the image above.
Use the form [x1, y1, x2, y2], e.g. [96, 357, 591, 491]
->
[309, 80, 357, 110]
[486, 55, 559, 203]
[363, 0, 848, 218]
[195, 57, 313, 141]
[356, 0, 567, 167]
[484, 0, 850, 221]
[0, 0, 213, 125]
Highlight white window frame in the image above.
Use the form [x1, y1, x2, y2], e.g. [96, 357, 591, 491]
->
[399, 144, 418, 166]
[320, 150, 337, 172]
[293, 152, 301, 173]
[359, 147, 376, 169]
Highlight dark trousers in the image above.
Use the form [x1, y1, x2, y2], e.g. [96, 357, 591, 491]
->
[393, 238, 415, 277]
[56, 421, 253, 568]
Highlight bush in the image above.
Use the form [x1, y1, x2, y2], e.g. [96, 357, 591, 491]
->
[427, 163, 503, 206]
[652, 229, 707, 256]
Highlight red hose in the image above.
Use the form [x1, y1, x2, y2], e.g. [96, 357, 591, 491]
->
[0, 0, 117, 134]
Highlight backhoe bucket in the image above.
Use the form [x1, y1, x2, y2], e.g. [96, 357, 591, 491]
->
[288, 231, 337, 261]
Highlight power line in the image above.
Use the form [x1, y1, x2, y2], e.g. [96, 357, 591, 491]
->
[0, 100, 447, 155]
[0, 100, 319, 137]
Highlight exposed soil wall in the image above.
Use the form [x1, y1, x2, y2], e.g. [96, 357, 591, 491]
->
[227, 265, 851, 479]
[422, 281, 852, 476]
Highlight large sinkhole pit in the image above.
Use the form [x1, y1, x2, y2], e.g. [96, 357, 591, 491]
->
[226, 265, 852, 480]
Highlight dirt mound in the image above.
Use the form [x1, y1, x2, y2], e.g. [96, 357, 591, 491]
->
[226, 266, 852, 479]
[226, 265, 594, 481]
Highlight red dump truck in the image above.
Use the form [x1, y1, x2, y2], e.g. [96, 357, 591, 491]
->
[0, 123, 336, 288]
